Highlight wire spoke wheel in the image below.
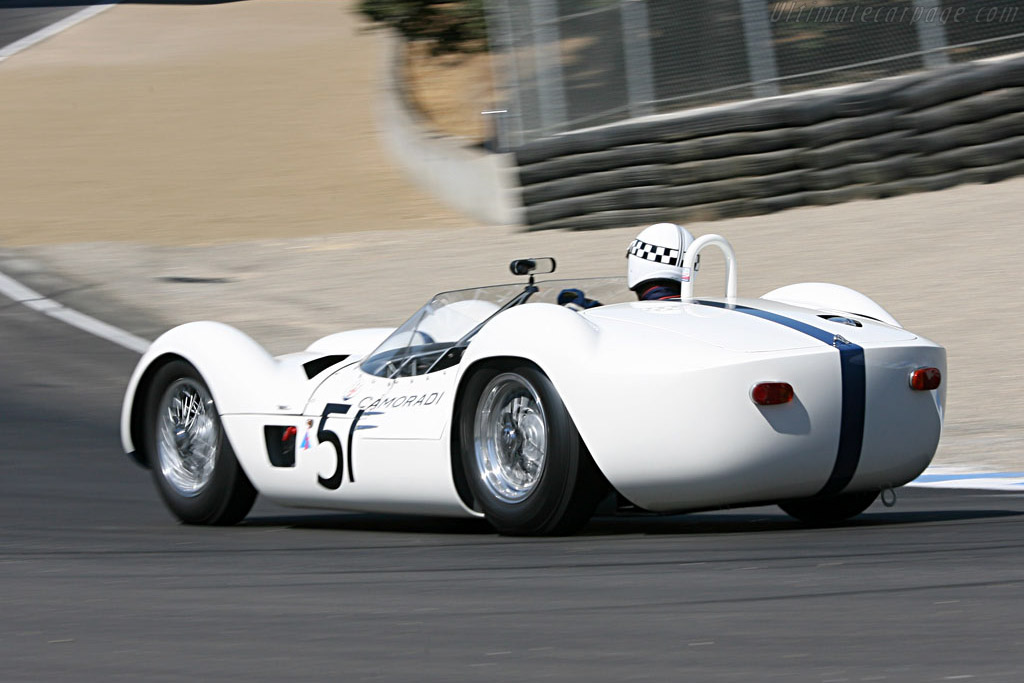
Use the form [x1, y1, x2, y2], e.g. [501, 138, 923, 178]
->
[459, 363, 605, 536]
[156, 378, 219, 497]
[474, 373, 549, 504]
[144, 360, 256, 525]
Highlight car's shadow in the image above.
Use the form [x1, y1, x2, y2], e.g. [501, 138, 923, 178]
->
[243, 512, 493, 536]
[241, 507, 1024, 537]
[583, 507, 1024, 536]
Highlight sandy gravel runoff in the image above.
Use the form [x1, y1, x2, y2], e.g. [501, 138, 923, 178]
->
[1, 1, 1021, 471]
[0, 0, 469, 245]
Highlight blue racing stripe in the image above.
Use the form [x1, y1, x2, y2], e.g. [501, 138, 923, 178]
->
[821, 340, 865, 496]
[697, 301, 837, 344]
[695, 300, 866, 497]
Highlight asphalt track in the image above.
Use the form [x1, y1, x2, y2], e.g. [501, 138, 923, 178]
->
[0, 2, 93, 51]
[2, 297, 1024, 682]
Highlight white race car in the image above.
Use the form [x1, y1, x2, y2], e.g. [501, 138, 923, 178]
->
[121, 235, 945, 535]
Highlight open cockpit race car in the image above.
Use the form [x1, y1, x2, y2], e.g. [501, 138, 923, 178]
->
[121, 235, 945, 535]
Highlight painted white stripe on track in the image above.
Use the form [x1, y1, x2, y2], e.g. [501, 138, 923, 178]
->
[0, 3, 120, 64]
[1, 3, 141, 349]
[0, 270, 150, 353]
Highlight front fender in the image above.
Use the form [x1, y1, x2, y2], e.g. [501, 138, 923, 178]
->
[120, 321, 310, 460]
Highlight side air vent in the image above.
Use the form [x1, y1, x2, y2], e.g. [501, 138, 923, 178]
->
[303, 354, 350, 379]
[264, 426, 297, 467]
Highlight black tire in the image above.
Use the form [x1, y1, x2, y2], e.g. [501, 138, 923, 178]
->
[779, 490, 879, 526]
[518, 143, 669, 186]
[525, 207, 680, 232]
[525, 186, 675, 225]
[897, 64, 993, 113]
[847, 155, 916, 185]
[521, 165, 668, 205]
[143, 360, 257, 525]
[696, 129, 796, 160]
[698, 150, 799, 182]
[802, 166, 853, 192]
[459, 364, 605, 536]
[743, 170, 805, 199]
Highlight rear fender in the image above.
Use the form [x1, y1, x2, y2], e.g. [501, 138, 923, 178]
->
[454, 303, 604, 470]
[305, 327, 394, 356]
[457, 304, 600, 391]
[762, 283, 902, 328]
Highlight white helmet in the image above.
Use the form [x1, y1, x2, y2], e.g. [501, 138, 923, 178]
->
[626, 222, 696, 290]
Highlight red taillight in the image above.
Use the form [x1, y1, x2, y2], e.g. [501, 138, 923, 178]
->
[910, 367, 941, 391]
[752, 382, 794, 406]
[282, 426, 297, 442]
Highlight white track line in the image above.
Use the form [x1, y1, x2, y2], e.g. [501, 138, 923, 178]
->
[1, 2, 144, 352]
[0, 3, 120, 64]
[0, 270, 150, 353]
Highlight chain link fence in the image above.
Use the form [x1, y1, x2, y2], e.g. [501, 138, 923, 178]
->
[485, 0, 1024, 148]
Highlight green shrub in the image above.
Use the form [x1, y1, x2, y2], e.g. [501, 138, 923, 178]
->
[359, 0, 488, 53]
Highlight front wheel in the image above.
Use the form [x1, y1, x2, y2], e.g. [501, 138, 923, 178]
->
[459, 364, 605, 536]
[779, 490, 879, 525]
[143, 360, 257, 525]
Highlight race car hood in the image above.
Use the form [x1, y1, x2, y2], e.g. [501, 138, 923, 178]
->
[582, 297, 918, 353]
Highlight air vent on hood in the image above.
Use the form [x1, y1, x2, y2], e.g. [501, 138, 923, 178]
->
[820, 315, 863, 328]
[303, 355, 349, 379]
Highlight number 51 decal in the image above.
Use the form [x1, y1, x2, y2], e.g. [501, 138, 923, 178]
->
[316, 403, 368, 490]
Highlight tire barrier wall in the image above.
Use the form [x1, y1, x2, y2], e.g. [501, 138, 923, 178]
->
[514, 57, 1024, 231]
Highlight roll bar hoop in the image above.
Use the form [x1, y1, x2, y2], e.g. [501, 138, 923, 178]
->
[680, 234, 737, 300]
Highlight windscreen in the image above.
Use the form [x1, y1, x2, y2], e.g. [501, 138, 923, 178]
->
[360, 277, 630, 378]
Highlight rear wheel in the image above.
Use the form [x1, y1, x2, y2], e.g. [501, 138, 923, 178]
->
[459, 364, 604, 536]
[779, 490, 879, 525]
[143, 360, 257, 525]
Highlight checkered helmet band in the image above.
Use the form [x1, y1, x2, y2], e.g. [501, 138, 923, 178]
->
[626, 223, 698, 290]
[628, 238, 681, 266]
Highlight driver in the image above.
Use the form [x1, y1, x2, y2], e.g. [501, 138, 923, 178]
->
[627, 222, 697, 301]
[557, 222, 698, 309]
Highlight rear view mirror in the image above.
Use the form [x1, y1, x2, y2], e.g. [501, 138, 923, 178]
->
[509, 257, 556, 277]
